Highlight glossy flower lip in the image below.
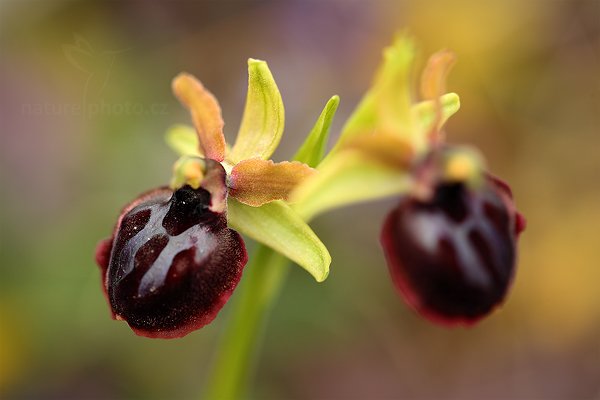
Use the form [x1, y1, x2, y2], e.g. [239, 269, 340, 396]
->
[96, 177, 248, 339]
[381, 175, 524, 326]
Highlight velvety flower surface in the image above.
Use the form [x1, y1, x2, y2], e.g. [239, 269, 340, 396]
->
[96, 162, 247, 339]
[380, 175, 525, 325]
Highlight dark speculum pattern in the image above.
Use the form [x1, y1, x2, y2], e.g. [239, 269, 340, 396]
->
[96, 185, 247, 338]
[381, 178, 521, 325]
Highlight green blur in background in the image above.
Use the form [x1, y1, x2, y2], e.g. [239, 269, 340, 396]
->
[1, 0, 599, 398]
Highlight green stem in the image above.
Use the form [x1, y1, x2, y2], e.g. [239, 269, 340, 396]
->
[202, 244, 289, 399]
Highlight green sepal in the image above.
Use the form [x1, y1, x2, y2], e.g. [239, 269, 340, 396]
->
[165, 124, 202, 157]
[227, 198, 330, 282]
[326, 35, 417, 160]
[228, 59, 285, 164]
[291, 150, 412, 220]
[293, 95, 340, 167]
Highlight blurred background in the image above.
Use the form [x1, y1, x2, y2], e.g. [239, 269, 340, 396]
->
[1, 0, 599, 399]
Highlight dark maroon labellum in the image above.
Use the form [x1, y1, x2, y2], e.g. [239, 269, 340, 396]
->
[95, 183, 247, 339]
[380, 175, 525, 326]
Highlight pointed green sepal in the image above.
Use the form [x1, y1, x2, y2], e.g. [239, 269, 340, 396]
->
[228, 59, 285, 164]
[227, 198, 330, 282]
[293, 95, 340, 167]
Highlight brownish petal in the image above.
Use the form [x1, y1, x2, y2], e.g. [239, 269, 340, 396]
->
[420, 50, 456, 142]
[229, 158, 317, 207]
[172, 73, 226, 162]
[420, 50, 457, 101]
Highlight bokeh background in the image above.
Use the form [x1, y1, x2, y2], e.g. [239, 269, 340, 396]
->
[1, 0, 599, 399]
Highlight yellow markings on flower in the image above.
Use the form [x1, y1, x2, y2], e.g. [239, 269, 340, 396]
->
[172, 73, 226, 162]
[228, 59, 285, 164]
[229, 158, 317, 207]
[442, 147, 485, 188]
[183, 162, 204, 189]
[170, 156, 206, 190]
[445, 154, 475, 181]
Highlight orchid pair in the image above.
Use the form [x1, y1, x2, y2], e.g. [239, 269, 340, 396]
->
[95, 35, 524, 341]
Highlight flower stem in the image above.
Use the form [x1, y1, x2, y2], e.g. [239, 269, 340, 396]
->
[202, 244, 289, 399]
